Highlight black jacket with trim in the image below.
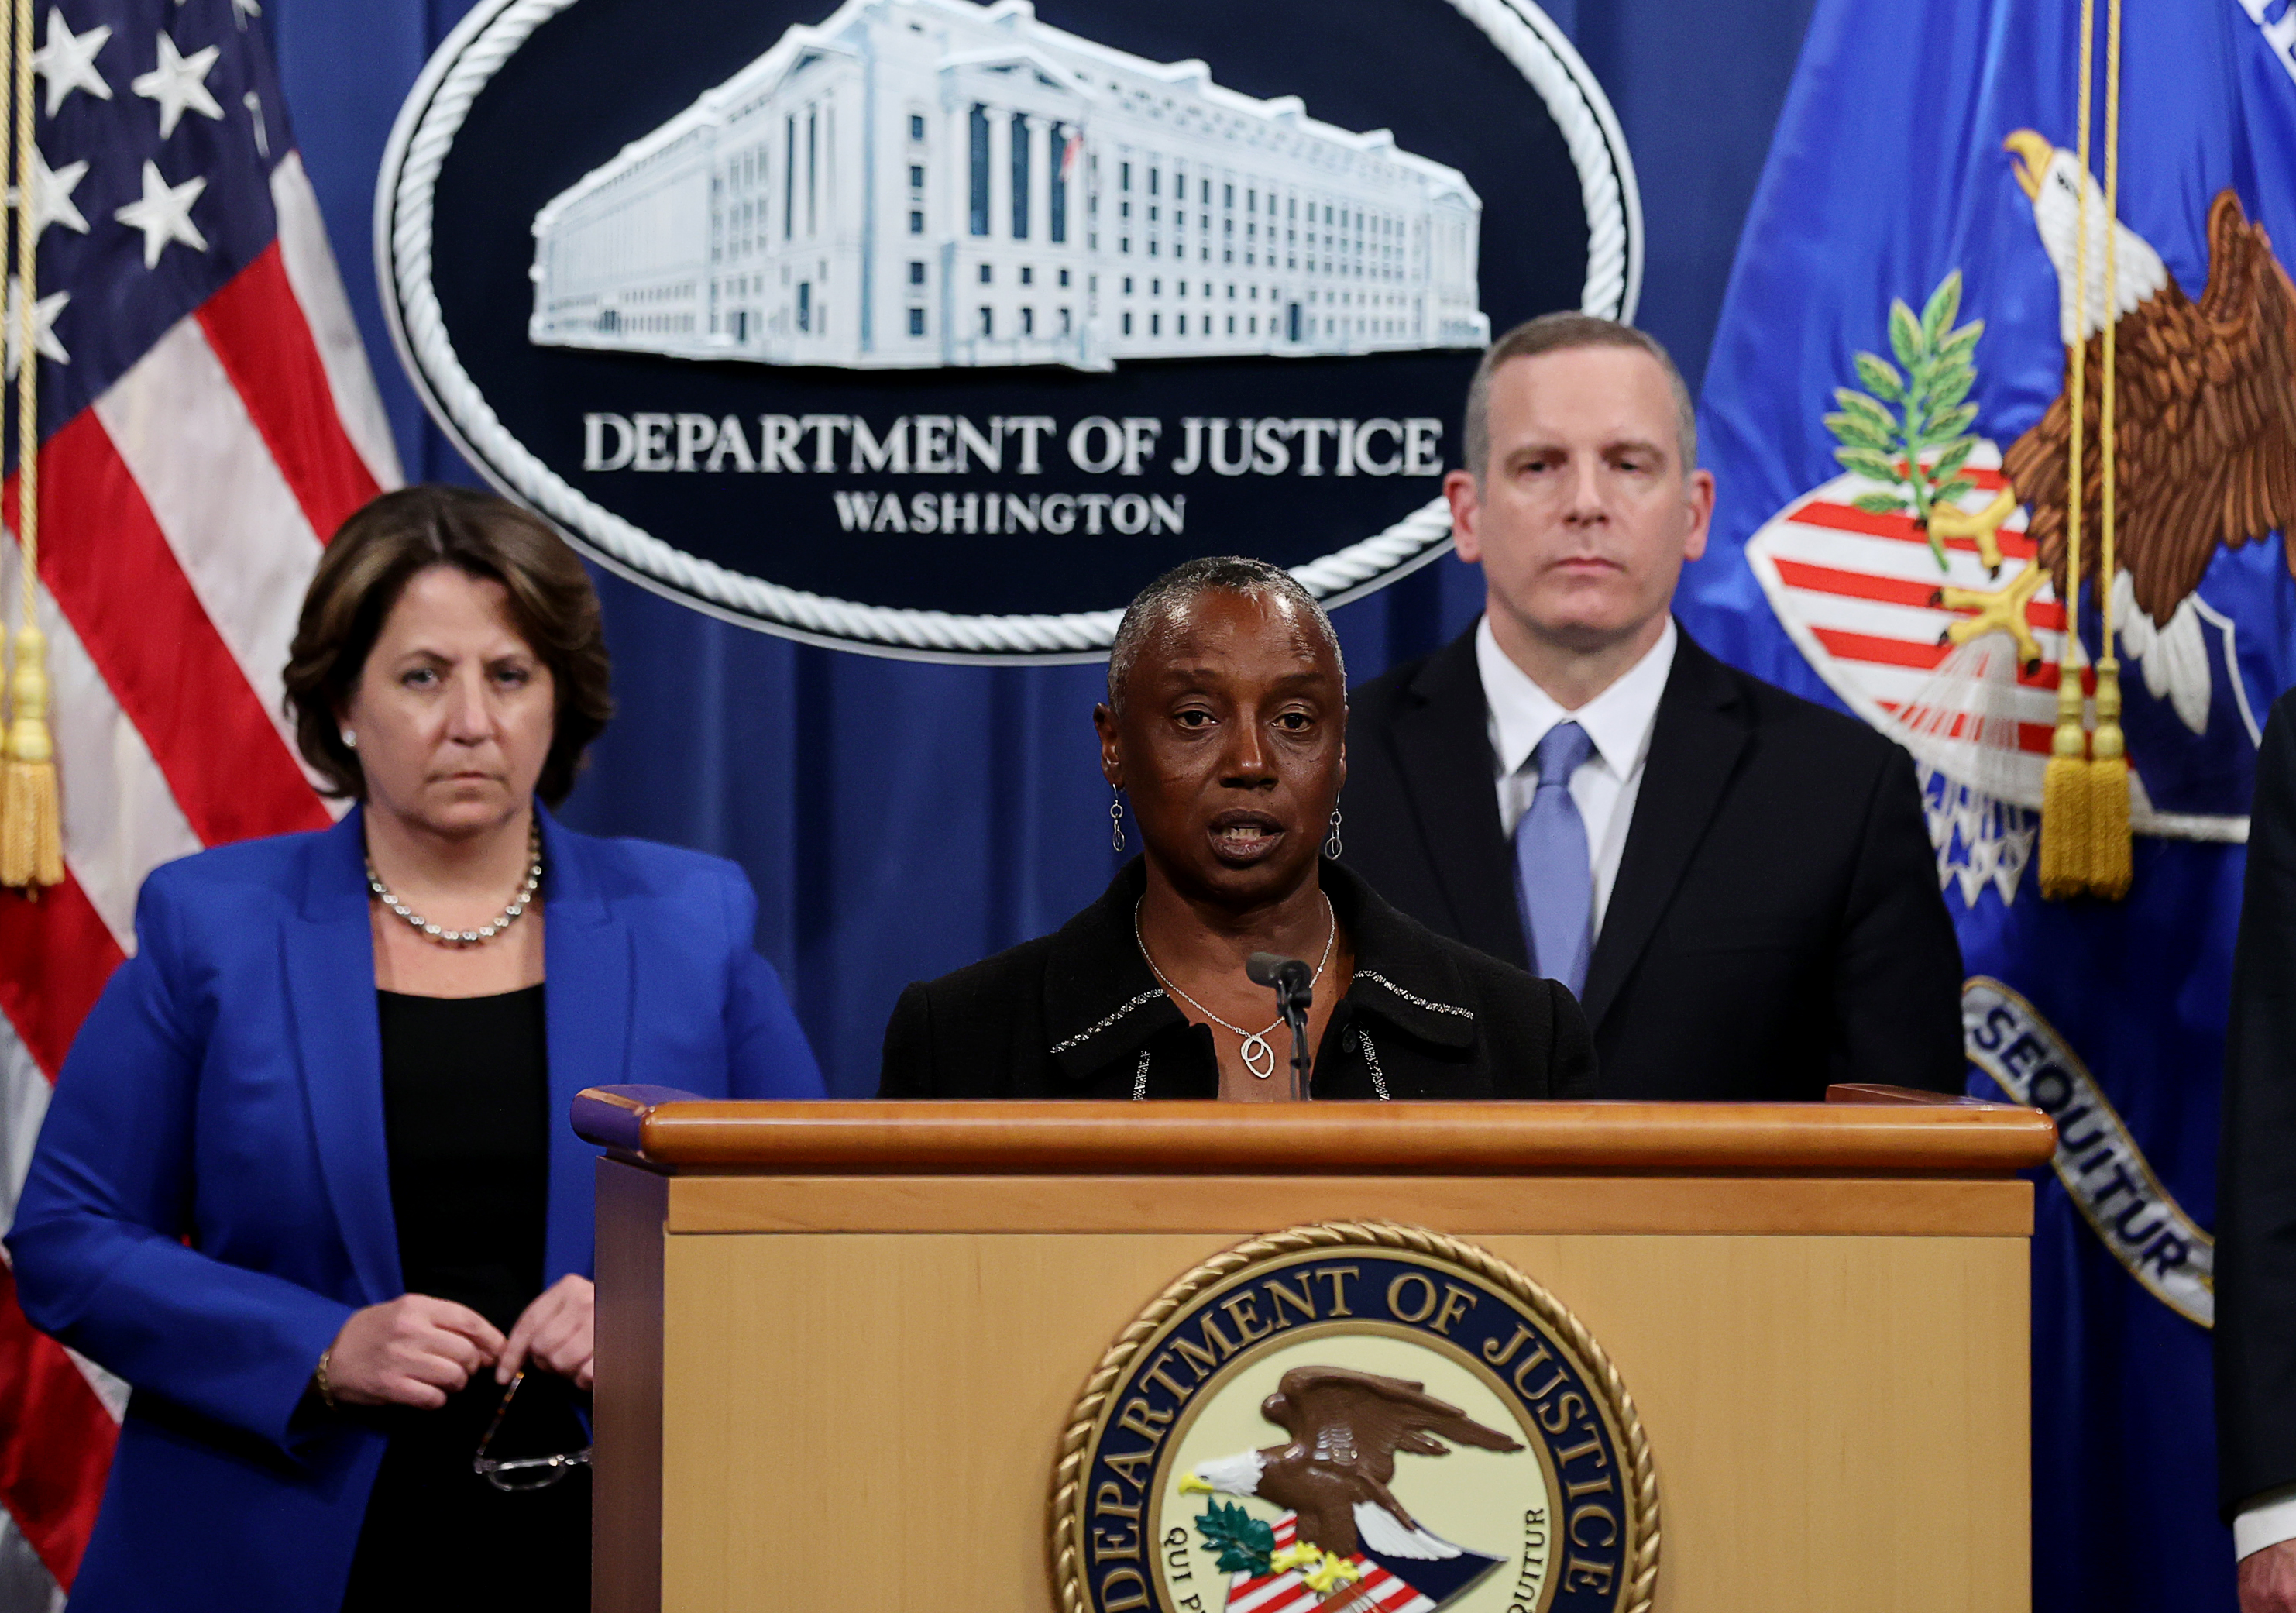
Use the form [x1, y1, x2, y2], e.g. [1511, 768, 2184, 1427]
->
[875, 858, 1595, 1100]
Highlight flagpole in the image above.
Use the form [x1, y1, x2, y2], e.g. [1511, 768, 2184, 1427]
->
[2087, 0, 2133, 897]
[2040, 0, 2098, 900]
[0, 0, 59, 889]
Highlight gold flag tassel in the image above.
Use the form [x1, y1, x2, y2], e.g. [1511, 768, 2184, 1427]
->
[1, 623, 57, 889]
[0, 0, 60, 890]
[2039, 0, 2099, 899]
[2085, 0, 2133, 899]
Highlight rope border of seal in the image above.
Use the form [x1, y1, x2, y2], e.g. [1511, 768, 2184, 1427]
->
[1047, 1219, 1659, 1613]
[377, 0, 1641, 661]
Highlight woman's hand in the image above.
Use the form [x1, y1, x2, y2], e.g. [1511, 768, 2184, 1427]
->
[323, 1295, 504, 1409]
[498, 1274, 595, 1391]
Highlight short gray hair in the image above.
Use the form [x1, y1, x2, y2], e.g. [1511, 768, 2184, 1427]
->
[1462, 312, 1697, 485]
[1106, 556, 1344, 712]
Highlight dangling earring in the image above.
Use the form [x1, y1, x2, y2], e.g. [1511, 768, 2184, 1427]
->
[1325, 808, 1343, 859]
[1110, 789, 1127, 853]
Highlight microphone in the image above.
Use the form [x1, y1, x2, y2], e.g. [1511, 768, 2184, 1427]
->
[1247, 953, 1315, 1102]
[1246, 952, 1314, 1007]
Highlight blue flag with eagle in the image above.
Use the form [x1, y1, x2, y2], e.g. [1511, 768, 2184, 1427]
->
[1682, 1, 2296, 1606]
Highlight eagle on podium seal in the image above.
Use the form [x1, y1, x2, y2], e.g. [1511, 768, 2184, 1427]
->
[1052, 1224, 1657, 1613]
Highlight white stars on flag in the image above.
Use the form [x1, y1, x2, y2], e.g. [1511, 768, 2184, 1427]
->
[114, 160, 208, 268]
[9, 146, 91, 243]
[5, 281, 70, 377]
[32, 9, 112, 116]
[130, 33, 222, 140]
[0, 0, 407, 1590]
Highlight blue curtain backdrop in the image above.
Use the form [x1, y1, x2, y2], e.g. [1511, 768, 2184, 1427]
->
[266, 0, 1815, 1094]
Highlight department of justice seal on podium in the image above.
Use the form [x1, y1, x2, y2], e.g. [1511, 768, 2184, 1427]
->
[1052, 1223, 1658, 1613]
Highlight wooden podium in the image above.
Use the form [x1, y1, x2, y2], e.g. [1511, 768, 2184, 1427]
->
[575, 1088, 2053, 1613]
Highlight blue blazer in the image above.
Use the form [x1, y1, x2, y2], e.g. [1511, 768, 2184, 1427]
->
[6, 806, 823, 1611]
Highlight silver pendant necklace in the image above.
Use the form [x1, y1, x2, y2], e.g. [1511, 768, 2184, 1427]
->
[1134, 895, 1337, 1080]
[366, 823, 543, 947]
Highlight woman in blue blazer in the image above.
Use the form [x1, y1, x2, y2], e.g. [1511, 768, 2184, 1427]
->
[7, 487, 823, 1611]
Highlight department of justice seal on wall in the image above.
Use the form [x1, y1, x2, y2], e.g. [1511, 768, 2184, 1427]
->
[1052, 1223, 1656, 1613]
[377, 0, 1638, 661]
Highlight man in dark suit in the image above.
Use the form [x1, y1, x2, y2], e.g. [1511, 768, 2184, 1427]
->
[2219, 693, 2296, 1613]
[1341, 312, 1964, 1099]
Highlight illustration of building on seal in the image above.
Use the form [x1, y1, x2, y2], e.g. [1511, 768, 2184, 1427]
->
[527, 0, 1489, 370]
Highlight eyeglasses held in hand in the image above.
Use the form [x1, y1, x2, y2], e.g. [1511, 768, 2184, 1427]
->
[472, 1368, 593, 1493]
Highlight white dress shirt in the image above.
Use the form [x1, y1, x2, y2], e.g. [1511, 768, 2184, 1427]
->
[2237, 1486, 2296, 1560]
[1479, 616, 1678, 936]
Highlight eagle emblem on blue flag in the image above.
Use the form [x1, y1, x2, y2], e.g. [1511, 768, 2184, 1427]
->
[1744, 132, 2295, 903]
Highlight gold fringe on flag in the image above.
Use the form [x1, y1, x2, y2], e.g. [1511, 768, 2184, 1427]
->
[0, 0, 60, 890]
[2038, 0, 2099, 899]
[2085, 0, 2133, 899]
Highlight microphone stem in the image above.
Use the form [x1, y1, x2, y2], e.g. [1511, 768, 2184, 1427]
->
[1285, 996, 1312, 1102]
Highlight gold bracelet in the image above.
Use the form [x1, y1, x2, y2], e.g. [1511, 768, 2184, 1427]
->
[315, 1346, 337, 1410]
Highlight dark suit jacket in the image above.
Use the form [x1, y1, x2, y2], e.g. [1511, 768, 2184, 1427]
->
[1339, 621, 1964, 1100]
[877, 858, 1595, 1099]
[5, 806, 823, 1613]
[2218, 690, 2296, 1517]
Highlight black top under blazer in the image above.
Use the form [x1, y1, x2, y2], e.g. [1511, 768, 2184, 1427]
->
[1339, 621, 1966, 1102]
[876, 858, 1596, 1099]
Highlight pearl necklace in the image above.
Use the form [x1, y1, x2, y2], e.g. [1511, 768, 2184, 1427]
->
[366, 825, 543, 947]
[1133, 896, 1337, 1080]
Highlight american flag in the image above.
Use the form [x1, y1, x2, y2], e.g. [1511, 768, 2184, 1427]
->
[0, 0, 400, 1601]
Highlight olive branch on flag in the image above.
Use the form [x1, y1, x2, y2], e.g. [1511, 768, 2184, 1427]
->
[1823, 270, 1986, 569]
[1194, 1501, 1276, 1577]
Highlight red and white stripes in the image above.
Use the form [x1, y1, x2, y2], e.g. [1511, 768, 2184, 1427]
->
[1219, 1513, 1439, 1613]
[0, 146, 400, 1600]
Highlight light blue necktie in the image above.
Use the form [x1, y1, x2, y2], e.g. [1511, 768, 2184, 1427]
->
[1514, 721, 1595, 996]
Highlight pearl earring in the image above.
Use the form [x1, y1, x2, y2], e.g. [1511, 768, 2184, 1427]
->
[341, 728, 357, 751]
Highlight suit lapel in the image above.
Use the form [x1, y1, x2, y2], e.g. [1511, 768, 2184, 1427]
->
[1581, 632, 1750, 1030]
[285, 809, 400, 1305]
[538, 808, 631, 1280]
[1389, 628, 1528, 969]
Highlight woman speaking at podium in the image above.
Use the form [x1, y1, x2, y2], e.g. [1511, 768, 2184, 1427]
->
[878, 557, 1595, 1102]
[7, 487, 823, 1612]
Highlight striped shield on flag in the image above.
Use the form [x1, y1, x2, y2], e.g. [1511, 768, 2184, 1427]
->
[1745, 445, 2064, 804]
[1744, 445, 2067, 901]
